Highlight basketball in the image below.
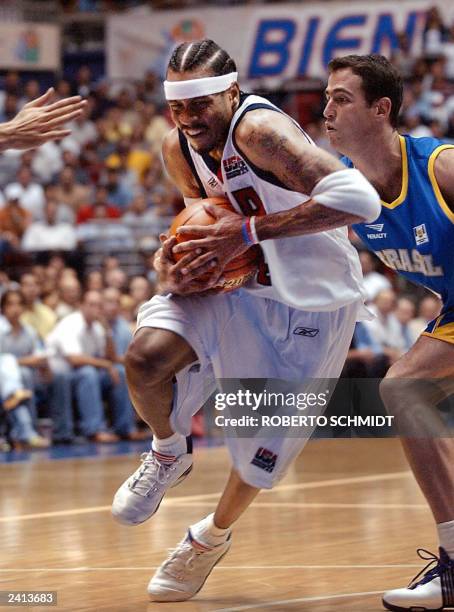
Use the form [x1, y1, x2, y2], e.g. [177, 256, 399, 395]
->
[169, 196, 259, 292]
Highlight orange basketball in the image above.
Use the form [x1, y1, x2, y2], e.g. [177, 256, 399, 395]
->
[170, 196, 259, 293]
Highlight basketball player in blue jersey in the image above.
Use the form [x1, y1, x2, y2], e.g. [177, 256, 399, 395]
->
[111, 40, 380, 602]
[324, 54, 454, 612]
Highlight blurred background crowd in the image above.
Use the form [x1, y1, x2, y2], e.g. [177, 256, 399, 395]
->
[0, 3, 452, 451]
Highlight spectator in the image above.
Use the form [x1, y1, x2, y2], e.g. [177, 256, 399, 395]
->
[106, 137, 152, 183]
[6, 165, 45, 221]
[344, 321, 389, 378]
[409, 294, 442, 338]
[363, 289, 406, 361]
[46, 290, 137, 442]
[102, 287, 132, 360]
[76, 185, 121, 224]
[21, 198, 77, 252]
[104, 267, 128, 292]
[19, 272, 57, 339]
[85, 270, 104, 291]
[0, 184, 31, 245]
[359, 251, 392, 302]
[102, 166, 133, 209]
[31, 141, 64, 184]
[123, 193, 157, 223]
[55, 275, 82, 320]
[53, 166, 90, 214]
[395, 296, 418, 350]
[65, 105, 98, 149]
[0, 352, 46, 450]
[129, 275, 153, 313]
[0, 289, 72, 445]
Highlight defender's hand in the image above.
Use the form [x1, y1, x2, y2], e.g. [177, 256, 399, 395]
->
[2, 89, 86, 150]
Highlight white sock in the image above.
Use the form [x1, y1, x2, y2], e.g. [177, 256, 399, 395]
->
[437, 520, 454, 558]
[190, 513, 231, 548]
[152, 432, 187, 463]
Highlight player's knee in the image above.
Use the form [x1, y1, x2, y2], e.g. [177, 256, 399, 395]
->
[125, 329, 174, 386]
[380, 363, 426, 415]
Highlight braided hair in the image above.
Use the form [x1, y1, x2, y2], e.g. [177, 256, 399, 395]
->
[167, 39, 237, 76]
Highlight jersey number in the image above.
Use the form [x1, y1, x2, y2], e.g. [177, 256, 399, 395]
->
[231, 187, 271, 286]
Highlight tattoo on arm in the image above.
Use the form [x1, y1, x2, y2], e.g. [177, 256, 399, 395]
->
[243, 122, 342, 195]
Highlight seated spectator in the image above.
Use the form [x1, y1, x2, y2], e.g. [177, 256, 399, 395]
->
[106, 137, 152, 183]
[77, 185, 121, 224]
[103, 287, 132, 360]
[129, 275, 153, 314]
[410, 294, 443, 338]
[359, 251, 392, 302]
[85, 270, 104, 291]
[102, 166, 133, 209]
[55, 275, 82, 320]
[65, 105, 98, 149]
[31, 141, 63, 184]
[0, 184, 31, 246]
[363, 289, 406, 362]
[105, 267, 128, 292]
[46, 290, 138, 442]
[0, 352, 47, 450]
[21, 198, 77, 252]
[6, 166, 45, 222]
[395, 296, 418, 350]
[20, 272, 57, 339]
[343, 321, 390, 378]
[0, 290, 73, 445]
[123, 193, 157, 223]
[53, 166, 90, 214]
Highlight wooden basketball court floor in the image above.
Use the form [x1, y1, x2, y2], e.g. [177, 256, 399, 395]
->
[1, 438, 436, 611]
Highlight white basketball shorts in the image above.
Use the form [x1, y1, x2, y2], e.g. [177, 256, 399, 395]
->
[136, 290, 360, 489]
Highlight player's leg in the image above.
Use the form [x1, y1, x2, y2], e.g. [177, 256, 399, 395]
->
[125, 327, 197, 438]
[380, 334, 454, 612]
[112, 294, 217, 526]
[147, 296, 359, 602]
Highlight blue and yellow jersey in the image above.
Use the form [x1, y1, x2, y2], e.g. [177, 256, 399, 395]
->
[344, 135, 454, 317]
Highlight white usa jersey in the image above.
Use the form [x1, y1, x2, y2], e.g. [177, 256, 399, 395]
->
[178, 93, 366, 312]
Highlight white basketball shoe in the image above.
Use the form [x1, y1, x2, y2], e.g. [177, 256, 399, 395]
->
[383, 547, 454, 611]
[111, 446, 193, 526]
[148, 528, 232, 602]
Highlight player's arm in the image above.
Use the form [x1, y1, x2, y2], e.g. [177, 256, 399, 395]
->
[434, 148, 454, 212]
[156, 129, 223, 294]
[232, 109, 380, 238]
[173, 109, 380, 269]
[0, 88, 86, 152]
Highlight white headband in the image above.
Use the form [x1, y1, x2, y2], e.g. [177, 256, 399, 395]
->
[164, 72, 238, 100]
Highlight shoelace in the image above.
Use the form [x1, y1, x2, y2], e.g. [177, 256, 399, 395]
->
[162, 539, 207, 581]
[408, 549, 453, 589]
[129, 452, 176, 497]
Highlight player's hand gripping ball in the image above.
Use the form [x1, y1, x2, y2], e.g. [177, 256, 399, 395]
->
[170, 196, 259, 293]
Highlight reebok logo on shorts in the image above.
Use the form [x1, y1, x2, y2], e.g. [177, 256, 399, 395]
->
[293, 327, 319, 337]
[251, 447, 278, 473]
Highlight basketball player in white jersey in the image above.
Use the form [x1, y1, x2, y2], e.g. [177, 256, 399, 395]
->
[111, 39, 380, 602]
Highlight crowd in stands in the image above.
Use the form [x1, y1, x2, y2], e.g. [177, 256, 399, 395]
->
[0, 5, 452, 451]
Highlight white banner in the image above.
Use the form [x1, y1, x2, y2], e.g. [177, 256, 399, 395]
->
[0, 23, 60, 71]
[107, 1, 454, 85]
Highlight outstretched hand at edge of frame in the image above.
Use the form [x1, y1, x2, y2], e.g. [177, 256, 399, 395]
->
[0, 87, 87, 152]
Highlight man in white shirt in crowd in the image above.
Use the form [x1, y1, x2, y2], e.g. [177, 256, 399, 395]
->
[21, 197, 77, 252]
[363, 288, 406, 361]
[5, 165, 45, 221]
[46, 290, 137, 442]
[359, 250, 392, 302]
